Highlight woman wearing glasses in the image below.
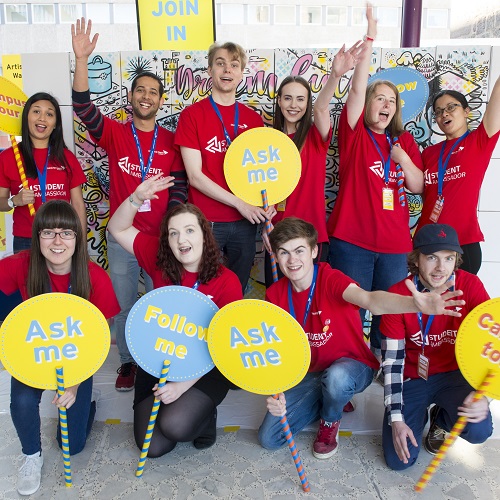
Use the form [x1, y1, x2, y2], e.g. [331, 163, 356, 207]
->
[0, 200, 119, 496]
[326, 4, 424, 359]
[0, 92, 87, 253]
[415, 76, 500, 274]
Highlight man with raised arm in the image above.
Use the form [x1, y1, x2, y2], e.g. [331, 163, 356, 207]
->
[71, 18, 187, 391]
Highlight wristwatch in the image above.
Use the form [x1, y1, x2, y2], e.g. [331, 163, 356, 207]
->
[7, 194, 16, 209]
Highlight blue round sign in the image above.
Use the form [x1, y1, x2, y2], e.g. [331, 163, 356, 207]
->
[368, 67, 429, 122]
[125, 286, 218, 380]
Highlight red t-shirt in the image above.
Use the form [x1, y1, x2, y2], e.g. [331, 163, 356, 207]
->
[380, 270, 489, 379]
[133, 232, 243, 307]
[265, 262, 379, 373]
[174, 97, 264, 222]
[0, 147, 86, 238]
[416, 123, 500, 245]
[327, 104, 423, 253]
[98, 119, 184, 236]
[0, 251, 120, 319]
[272, 124, 331, 243]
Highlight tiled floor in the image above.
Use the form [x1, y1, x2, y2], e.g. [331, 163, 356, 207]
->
[1, 346, 499, 499]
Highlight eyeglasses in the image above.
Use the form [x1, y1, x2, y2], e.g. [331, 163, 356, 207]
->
[39, 230, 76, 240]
[433, 103, 462, 118]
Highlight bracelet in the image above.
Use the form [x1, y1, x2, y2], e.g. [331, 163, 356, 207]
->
[364, 34, 375, 42]
[129, 194, 142, 208]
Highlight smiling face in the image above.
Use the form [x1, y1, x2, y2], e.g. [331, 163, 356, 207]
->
[416, 250, 457, 290]
[167, 212, 204, 273]
[208, 48, 243, 98]
[27, 100, 57, 148]
[128, 75, 164, 122]
[275, 237, 318, 292]
[433, 95, 469, 140]
[366, 84, 397, 133]
[39, 228, 76, 275]
[277, 81, 309, 133]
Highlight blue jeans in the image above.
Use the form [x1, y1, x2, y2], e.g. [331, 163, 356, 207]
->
[382, 370, 493, 470]
[107, 232, 153, 364]
[329, 238, 408, 353]
[10, 376, 95, 456]
[258, 357, 375, 450]
[211, 219, 258, 294]
[13, 236, 32, 253]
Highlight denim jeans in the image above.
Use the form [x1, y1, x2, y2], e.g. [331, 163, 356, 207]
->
[10, 376, 95, 456]
[107, 232, 153, 364]
[210, 219, 258, 294]
[13, 236, 32, 253]
[382, 370, 493, 470]
[329, 237, 408, 353]
[258, 357, 375, 450]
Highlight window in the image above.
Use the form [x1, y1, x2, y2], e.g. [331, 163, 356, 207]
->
[220, 4, 244, 24]
[248, 5, 269, 24]
[300, 6, 321, 25]
[59, 4, 82, 24]
[275, 5, 296, 25]
[113, 3, 137, 24]
[32, 4, 55, 23]
[351, 7, 366, 26]
[5, 4, 28, 24]
[326, 6, 347, 26]
[87, 4, 111, 24]
[426, 9, 448, 28]
[377, 7, 399, 27]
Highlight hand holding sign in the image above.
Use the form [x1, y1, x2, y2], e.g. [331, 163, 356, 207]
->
[208, 299, 311, 491]
[415, 298, 500, 492]
[0, 293, 110, 488]
[125, 286, 219, 476]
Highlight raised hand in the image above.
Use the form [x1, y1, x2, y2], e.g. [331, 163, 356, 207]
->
[71, 17, 99, 60]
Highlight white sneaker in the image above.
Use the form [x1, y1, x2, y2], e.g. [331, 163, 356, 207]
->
[17, 451, 43, 496]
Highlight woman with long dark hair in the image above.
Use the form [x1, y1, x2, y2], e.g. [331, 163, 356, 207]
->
[108, 174, 242, 457]
[0, 200, 119, 496]
[264, 44, 362, 287]
[0, 92, 87, 253]
[415, 76, 500, 274]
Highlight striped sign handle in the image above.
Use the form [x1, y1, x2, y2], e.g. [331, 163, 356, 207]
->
[55, 366, 72, 488]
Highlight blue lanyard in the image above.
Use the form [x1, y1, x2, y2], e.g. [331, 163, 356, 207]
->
[35, 147, 51, 203]
[367, 130, 393, 184]
[413, 276, 434, 351]
[192, 280, 200, 290]
[209, 95, 239, 146]
[287, 264, 318, 328]
[437, 130, 469, 197]
[131, 123, 158, 182]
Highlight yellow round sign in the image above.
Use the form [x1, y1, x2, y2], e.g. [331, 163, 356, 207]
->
[0, 294, 110, 389]
[0, 76, 28, 135]
[456, 298, 500, 399]
[208, 299, 310, 394]
[224, 127, 301, 206]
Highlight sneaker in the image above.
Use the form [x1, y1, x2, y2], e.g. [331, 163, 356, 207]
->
[424, 405, 446, 455]
[343, 401, 355, 413]
[17, 452, 43, 496]
[91, 387, 101, 403]
[194, 409, 217, 450]
[115, 363, 137, 391]
[312, 419, 340, 459]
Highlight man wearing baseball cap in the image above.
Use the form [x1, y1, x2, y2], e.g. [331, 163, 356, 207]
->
[380, 223, 493, 470]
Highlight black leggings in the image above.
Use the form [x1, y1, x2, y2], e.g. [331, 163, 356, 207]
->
[460, 242, 482, 275]
[133, 387, 214, 458]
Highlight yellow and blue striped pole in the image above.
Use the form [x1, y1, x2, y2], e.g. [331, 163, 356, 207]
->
[136, 359, 171, 477]
[10, 135, 35, 216]
[55, 366, 72, 488]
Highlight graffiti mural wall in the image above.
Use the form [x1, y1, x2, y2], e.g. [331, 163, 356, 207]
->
[71, 45, 494, 296]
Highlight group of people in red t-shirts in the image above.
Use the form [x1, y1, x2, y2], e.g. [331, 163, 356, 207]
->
[1, 3, 499, 496]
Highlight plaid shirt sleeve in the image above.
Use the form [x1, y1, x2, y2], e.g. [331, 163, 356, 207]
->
[381, 334, 406, 424]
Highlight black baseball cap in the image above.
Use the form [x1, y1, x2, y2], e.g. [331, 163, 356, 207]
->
[413, 224, 463, 255]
